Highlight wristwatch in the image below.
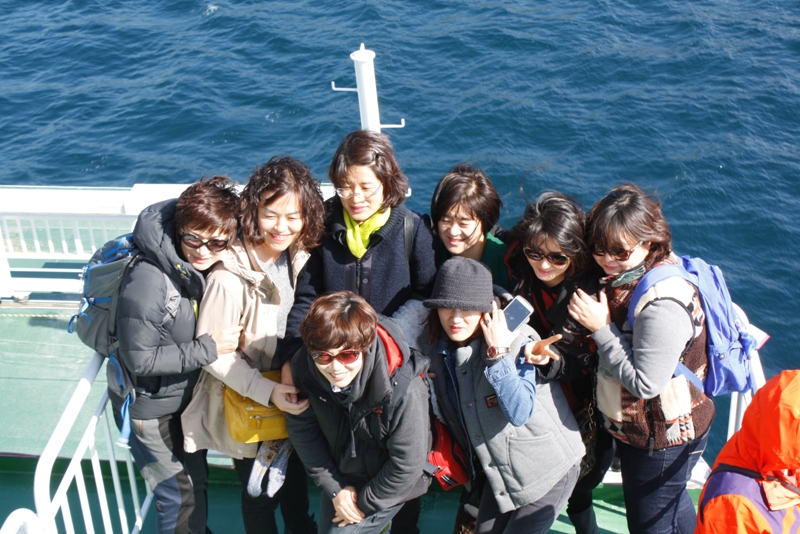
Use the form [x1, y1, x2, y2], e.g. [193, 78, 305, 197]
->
[487, 346, 511, 359]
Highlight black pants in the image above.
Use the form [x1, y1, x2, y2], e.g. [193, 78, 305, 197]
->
[233, 450, 316, 534]
[390, 497, 420, 534]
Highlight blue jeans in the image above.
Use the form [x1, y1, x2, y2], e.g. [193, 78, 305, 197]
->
[617, 430, 709, 534]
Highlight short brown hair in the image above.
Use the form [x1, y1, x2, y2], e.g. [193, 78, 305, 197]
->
[300, 291, 378, 353]
[328, 130, 409, 209]
[430, 163, 502, 235]
[175, 176, 239, 239]
[586, 183, 672, 265]
[239, 156, 325, 251]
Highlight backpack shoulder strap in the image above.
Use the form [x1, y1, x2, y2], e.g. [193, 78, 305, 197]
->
[627, 263, 694, 329]
[404, 210, 415, 267]
[628, 263, 704, 392]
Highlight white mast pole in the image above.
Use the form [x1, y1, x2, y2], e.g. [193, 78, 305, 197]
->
[350, 44, 381, 132]
[331, 44, 405, 133]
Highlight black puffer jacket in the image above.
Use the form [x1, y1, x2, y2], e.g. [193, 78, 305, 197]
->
[281, 197, 437, 363]
[286, 317, 432, 516]
[109, 200, 218, 420]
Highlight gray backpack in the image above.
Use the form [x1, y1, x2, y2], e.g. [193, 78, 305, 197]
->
[68, 233, 180, 446]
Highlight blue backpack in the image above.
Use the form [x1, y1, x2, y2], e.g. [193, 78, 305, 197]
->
[627, 256, 758, 397]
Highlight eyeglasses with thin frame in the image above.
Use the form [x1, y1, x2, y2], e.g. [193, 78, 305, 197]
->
[181, 233, 229, 252]
[522, 247, 570, 266]
[591, 242, 643, 261]
[310, 349, 361, 365]
[335, 182, 383, 201]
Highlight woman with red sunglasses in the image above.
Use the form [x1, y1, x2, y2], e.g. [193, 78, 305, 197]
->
[286, 291, 431, 534]
[502, 191, 613, 534]
[568, 183, 715, 534]
[182, 157, 323, 534]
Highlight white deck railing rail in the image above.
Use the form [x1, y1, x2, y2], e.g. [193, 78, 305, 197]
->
[0, 353, 153, 534]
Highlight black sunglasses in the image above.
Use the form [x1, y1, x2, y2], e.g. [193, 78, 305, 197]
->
[181, 234, 229, 253]
[311, 349, 361, 365]
[522, 247, 570, 266]
[591, 242, 642, 261]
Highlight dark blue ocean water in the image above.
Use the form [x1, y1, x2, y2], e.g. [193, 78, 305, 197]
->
[2, 0, 798, 460]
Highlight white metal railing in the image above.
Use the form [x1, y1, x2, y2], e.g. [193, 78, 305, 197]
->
[0, 353, 153, 534]
[0, 213, 137, 298]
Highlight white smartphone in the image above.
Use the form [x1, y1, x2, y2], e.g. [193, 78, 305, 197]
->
[503, 295, 534, 332]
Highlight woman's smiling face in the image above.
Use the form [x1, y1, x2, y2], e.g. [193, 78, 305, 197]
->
[525, 237, 571, 288]
[257, 192, 303, 260]
[338, 165, 384, 223]
[591, 234, 650, 276]
[437, 205, 485, 259]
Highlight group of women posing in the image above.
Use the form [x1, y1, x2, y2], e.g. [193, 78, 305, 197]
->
[110, 129, 714, 534]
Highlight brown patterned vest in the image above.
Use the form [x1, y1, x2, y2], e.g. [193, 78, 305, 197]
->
[601, 257, 715, 450]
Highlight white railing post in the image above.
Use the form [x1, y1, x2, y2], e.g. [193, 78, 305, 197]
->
[0, 227, 12, 299]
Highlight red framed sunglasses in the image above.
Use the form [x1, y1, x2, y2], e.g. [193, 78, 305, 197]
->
[310, 349, 361, 365]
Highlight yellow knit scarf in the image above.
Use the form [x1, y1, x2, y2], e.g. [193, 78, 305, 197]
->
[344, 207, 391, 258]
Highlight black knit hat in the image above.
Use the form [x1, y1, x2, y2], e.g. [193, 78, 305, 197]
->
[424, 257, 493, 313]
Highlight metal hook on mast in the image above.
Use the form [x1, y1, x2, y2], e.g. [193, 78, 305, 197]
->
[330, 43, 406, 133]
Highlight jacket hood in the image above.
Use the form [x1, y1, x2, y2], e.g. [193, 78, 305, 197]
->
[132, 199, 205, 299]
[219, 236, 308, 289]
[715, 370, 800, 476]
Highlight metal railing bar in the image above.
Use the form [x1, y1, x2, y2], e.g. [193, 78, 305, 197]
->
[73, 465, 95, 534]
[31, 219, 42, 254]
[45, 219, 55, 255]
[102, 406, 131, 534]
[15, 219, 27, 254]
[72, 221, 84, 256]
[89, 445, 111, 534]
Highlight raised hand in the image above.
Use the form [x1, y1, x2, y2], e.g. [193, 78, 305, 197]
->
[480, 301, 516, 351]
[523, 334, 563, 365]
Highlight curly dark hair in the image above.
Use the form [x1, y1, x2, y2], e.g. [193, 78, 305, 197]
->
[586, 183, 672, 265]
[239, 156, 325, 251]
[328, 130, 409, 209]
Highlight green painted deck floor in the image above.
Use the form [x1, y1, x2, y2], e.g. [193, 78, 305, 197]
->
[0, 301, 693, 533]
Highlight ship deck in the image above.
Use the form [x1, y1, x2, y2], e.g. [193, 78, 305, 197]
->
[0, 299, 696, 533]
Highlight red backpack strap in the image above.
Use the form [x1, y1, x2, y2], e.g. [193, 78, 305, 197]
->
[376, 324, 403, 375]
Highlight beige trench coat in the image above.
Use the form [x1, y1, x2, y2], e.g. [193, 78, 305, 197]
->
[182, 237, 309, 459]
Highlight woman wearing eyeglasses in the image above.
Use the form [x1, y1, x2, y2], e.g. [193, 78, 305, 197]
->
[112, 176, 243, 534]
[182, 157, 323, 534]
[284, 131, 436, 346]
[568, 184, 714, 534]
[430, 163, 510, 289]
[502, 191, 612, 534]
[281, 130, 436, 533]
[285, 291, 431, 534]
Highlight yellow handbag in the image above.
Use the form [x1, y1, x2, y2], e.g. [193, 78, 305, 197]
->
[223, 370, 288, 443]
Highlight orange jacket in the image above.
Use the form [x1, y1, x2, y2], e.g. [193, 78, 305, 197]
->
[697, 370, 800, 533]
